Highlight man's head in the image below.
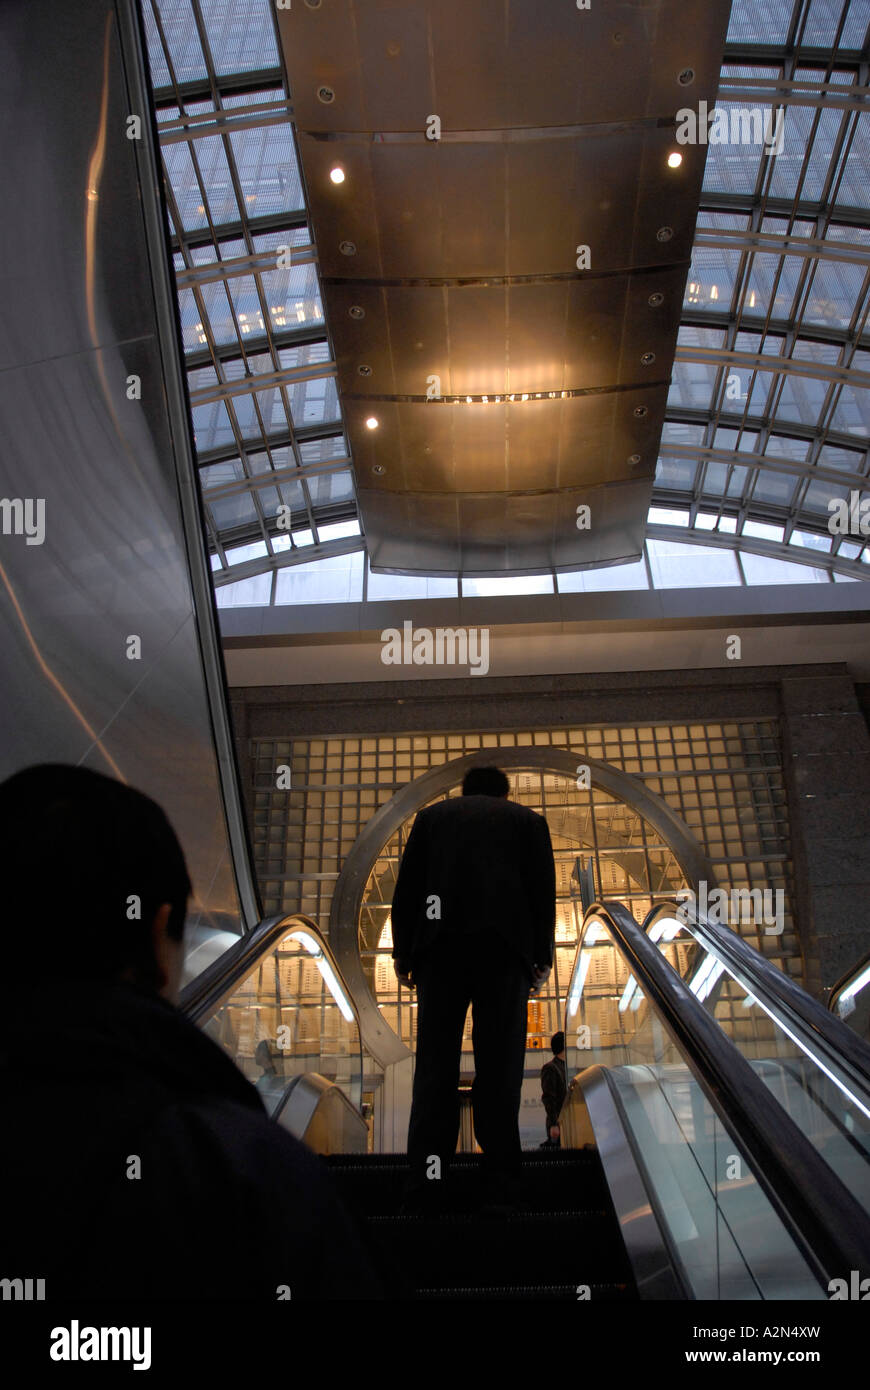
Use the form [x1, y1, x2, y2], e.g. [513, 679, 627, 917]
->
[0, 764, 191, 1000]
[551, 1031, 565, 1057]
[461, 766, 509, 798]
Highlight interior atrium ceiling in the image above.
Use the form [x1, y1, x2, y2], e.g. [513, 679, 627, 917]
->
[142, 0, 870, 601]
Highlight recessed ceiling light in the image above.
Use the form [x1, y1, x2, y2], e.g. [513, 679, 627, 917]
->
[330, 166, 346, 184]
[365, 416, 379, 430]
[667, 151, 683, 169]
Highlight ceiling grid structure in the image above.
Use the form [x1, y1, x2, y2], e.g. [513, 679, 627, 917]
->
[139, 0, 870, 605]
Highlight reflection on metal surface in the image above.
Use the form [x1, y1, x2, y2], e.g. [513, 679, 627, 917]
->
[275, 1073, 368, 1155]
[0, 558, 124, 780]
[564, 1065, 685, 1300]
[0, 0, 256, 961]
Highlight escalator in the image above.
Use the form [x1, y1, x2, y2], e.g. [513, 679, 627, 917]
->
[562, 898, 870, 1300]
[181, 899, 870, 1300]
[327, 1149, 636, 1301]
[180, 914, 371, 1155]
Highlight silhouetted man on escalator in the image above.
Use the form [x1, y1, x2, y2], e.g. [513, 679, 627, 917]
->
[392, 766, 556, 1210]
[0, 764, 379, 1300]
[540, 1031, 568, 1147]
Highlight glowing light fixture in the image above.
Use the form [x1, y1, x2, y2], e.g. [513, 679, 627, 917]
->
[329, 166, 346, 184]
[365, 416, 379, 430]
[288, 930, 355, 1022]
[667, 151, 683, 169]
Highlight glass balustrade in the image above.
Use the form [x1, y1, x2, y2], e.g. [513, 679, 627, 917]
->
[201, 923, 364, 1123]
[643, 905, 870, 1216]
[564, 907, 825, 1299]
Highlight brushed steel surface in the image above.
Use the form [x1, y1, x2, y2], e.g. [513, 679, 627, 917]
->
[349, 388, 668, 490]
[330, 271, 686, 397]
[282, 0, 725, 134]
[305, 128, 703, 282]
[572, 1066, 686, 1299]
[279, 0, 730, 573]
[0, 0, 246, 945]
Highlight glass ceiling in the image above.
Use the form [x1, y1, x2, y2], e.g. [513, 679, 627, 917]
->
[141, 0, 870, 604]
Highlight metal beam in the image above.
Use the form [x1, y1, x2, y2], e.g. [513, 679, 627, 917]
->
[202, 455, 353, 502]
[717, 77, 870, 113]
[213, 536, 364, 586]
[158, 97, 294, 143]
[693, 227, 870, 266]
[645, 523, 867, 579]
[183, 324, 329, 370]
[674, 344, 870, 389]
[659, 441, 867, 489]
[176, 244, 317, 288]
[189, 359, 336, 407]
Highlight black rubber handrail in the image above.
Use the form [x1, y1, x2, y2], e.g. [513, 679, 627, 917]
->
[179, 912, 359, 1029]
[644, 899, 870, 1095]
[569, 899, 870, 1288]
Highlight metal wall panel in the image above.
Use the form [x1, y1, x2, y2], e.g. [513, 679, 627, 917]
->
[280, 0, 731, 574]
[0, 0, 258, 959]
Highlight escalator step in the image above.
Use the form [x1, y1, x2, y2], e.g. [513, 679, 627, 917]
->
[416, 1282, 636, 1301]
[325, 1148, 600, 1168]
[333, 1176, 611, 1216]
[365, 1210, 633, 1287]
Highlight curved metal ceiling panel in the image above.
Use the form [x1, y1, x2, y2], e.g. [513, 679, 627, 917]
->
[280, 0, 731, 574]
[285, 0, 725, 132]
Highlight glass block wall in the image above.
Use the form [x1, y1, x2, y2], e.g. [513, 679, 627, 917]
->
[250, 720, 797, 1053]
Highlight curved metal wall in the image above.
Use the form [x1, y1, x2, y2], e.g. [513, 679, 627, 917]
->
[0, 0, 259, 947]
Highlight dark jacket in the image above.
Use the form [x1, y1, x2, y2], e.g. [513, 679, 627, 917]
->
[391, 793, 556, 979]
[0, 979, 379, 1300]
[541, 1055, 568, 1128]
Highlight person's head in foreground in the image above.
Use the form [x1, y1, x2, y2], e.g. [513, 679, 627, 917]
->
[0, 762, 191, 1002]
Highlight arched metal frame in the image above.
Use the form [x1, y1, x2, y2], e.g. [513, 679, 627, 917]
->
[328, 746, 717, 1067]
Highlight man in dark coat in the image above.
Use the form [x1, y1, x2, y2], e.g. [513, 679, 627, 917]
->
[540, 1030, 568, 1146]
[391, 766, 556, 1203]
[0, 764, 379, 1301]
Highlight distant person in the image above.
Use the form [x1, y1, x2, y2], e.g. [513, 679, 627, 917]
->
[255, 1038, 286, 1115]
[391, 766, 556, 1208]
[540, 1031, 567, 1147]
[0, 764, 379, 1300]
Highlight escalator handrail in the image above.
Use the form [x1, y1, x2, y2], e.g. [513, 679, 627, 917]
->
[829, 947, 870, 1019]
[644, 899, 870, 1095]
[179, 912, 360, 1031]
[568, 899, 870, 1287]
